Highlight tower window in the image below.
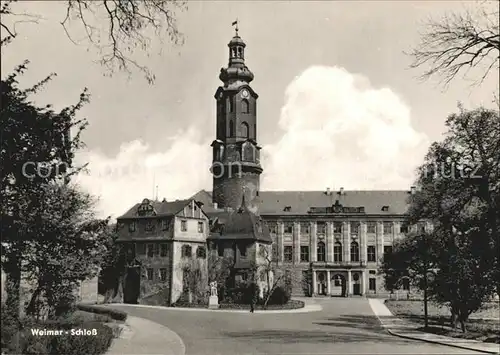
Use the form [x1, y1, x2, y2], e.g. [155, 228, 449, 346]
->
[228, 97, 234, 113]
[241, 121, 249, 138]
[229, 120, 234, 137]
[241, 99, 250, 114]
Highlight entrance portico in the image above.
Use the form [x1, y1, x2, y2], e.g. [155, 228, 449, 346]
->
[311, 269, 366, 297]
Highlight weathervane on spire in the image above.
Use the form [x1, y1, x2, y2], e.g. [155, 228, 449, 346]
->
[232, 19, 239, 36]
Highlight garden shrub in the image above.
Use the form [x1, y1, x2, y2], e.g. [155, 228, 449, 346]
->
[265, 286, 290, 305]
[76, 304, 127, 321]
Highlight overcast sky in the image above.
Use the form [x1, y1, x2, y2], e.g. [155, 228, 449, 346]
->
[3, 1, 498, 218]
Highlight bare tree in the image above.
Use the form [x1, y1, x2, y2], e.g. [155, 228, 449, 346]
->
[254, 245, 296, 309]
[1, 0, 187, 84]
[408, 1, 499, 88]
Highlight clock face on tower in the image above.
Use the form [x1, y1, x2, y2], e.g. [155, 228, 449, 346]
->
[241, 89, 249, 98]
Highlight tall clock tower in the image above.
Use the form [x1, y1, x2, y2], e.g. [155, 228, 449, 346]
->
[211, 26, 263, 210]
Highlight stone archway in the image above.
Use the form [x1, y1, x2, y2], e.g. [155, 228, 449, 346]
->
[331, 273, 347, 297]
[123, 265, 141, 304]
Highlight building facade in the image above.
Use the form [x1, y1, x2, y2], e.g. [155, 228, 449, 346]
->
[116, 198, 209, 304]
[115, 28, 427, 301]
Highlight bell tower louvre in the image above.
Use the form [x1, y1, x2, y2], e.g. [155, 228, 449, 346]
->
[211, 22, 263, 210]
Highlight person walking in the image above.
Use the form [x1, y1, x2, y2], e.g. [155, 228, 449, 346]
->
[249, 282, 258, 313]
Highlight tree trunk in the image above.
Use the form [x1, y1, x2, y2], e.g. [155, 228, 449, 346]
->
[5, 258, 22, 327]
[25, 287, 42, 316]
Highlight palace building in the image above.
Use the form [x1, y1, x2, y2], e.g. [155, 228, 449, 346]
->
[115, 26, 428, 303]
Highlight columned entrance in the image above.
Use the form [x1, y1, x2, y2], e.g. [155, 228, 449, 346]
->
[316, 271, 327, 295]
[352, 272, 361, 296]
[330, 273, 347, 297]
[311, 268, 365, 297]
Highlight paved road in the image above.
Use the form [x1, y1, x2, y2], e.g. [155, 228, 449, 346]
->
[110, 298, 485, 355]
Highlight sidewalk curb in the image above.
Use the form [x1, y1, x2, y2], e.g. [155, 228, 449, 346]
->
[105, 302, 322, 314]
[385, 328, 500, 355]
[369, 299, 499, 355]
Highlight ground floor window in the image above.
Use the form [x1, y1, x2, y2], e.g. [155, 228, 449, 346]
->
[146, 268, 154, 281]
[300, 246, 309, 262]
[159, 268, 167, 281]
[284, 245, 293, 262]
[369, 278, 376, 291]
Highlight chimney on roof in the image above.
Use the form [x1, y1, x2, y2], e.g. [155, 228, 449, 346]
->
[213, 202, 218, 210]
[410, 186, 416, 195]
[339, 187, 344, 195]
[326, 187, 331, 195]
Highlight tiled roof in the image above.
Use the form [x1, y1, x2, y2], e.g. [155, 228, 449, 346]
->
[191, 189, 410, 216]
[209, 208, 272, 243]
[117, 199, 195, 219]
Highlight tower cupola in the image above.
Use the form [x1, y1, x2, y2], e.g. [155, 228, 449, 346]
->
[219, 21, 254, 85]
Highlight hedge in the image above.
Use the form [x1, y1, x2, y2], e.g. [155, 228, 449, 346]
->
[76, 304, 127, 321]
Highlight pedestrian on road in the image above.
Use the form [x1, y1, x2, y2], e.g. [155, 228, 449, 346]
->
[249, 282, 258, 313]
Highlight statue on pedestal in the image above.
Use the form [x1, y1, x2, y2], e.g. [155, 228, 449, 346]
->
[210, 281, 218, 297]
[208, 281, 219, 309]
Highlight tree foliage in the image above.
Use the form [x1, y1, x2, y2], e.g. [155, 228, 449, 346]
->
[1, 61, 111, 322]
[408, 1, 499, 88]
[1, 0, 187, 83]
[384, 105, 500, 331]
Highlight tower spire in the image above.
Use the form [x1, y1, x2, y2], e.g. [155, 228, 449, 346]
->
[232, 19, 239, 36]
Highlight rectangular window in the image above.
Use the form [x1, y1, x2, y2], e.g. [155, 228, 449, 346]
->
[367, 246, 376, 262]
[284, 246, 293, 262]
[369, 278, 376, 291]
[333, 243, 342, 262]
[383, 222, 393, 234]
[136, 243, 146, 255]
[160, 243, 168, 257]
[145, 220, 154, 231]
[128, 222, 136, 232]
[301, 223, 310, 235]
[271, 244, 278, 261]
[400, 224, 409, 233]
[350, 222, 359, 235]
[367, 222, 376, 234]
[198, 221, 204, 233]
[268, 223, 277, 235]
[147, 243, 154, 258]
[182, 245, 192, 258]
[146, 268, 154, 281]
[154, 243, 160, 256]
[159, 268, 167, 282]
[317, 222, 326, 235]
[181, 220, 187, 232]
[300, 246, 309, 262]
[161, 219, 169, 231]
[333, 222, 342, 234]
[284, 223, 293, 234]
[218, 244, 224, 257]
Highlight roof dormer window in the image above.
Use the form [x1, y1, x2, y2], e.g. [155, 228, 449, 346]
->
[283, 206, 292, 212]
[381, 205, 389, 212]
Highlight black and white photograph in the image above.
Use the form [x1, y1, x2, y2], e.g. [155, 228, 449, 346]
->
[1, 0, 499, 354]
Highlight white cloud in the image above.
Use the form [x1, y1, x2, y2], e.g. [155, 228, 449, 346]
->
[261, 65, 429, 191]
[74, 127, 211, 219]
[77, 65, 429, 218]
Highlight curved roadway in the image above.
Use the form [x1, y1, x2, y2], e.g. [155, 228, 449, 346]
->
[110, 298, 485, 355]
